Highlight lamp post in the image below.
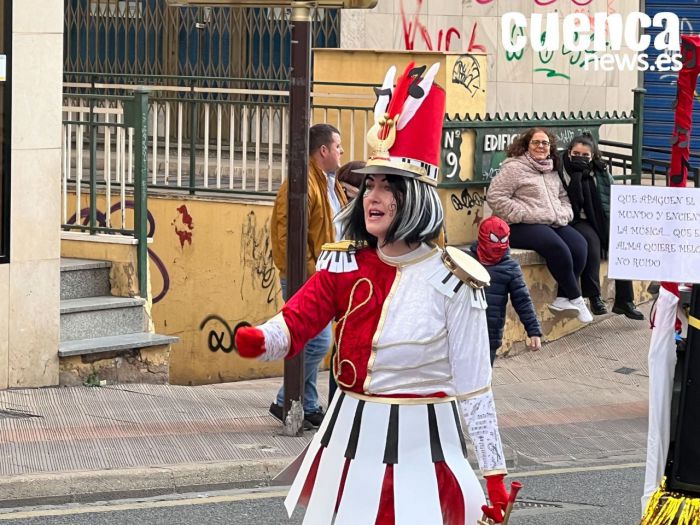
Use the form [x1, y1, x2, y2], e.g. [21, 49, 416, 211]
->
[283, 1, 313, 436]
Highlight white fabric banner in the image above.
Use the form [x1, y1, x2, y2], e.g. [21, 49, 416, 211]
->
[642, 287, 680, 513]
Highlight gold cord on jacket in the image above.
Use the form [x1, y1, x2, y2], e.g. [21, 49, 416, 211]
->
[333, 278, 373, 389]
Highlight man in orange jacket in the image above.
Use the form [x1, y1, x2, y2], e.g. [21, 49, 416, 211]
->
[269, 123, 348, 429]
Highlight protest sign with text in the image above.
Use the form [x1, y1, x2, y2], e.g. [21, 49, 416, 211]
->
[609, 185, 700, 283]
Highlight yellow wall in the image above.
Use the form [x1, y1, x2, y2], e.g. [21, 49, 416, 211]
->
[146, 195, 283, 384]
[63, 192, 284, 385]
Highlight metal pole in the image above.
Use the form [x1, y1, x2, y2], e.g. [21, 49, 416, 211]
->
[132, 87, 150, 299]
[631, 87, 646, 186]
[283, 1, 313, 437]
[89, 98, 97, 233]
[190, 85, 198, 195]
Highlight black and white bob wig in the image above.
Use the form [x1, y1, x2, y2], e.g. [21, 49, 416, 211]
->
[336, 173, 444, 248]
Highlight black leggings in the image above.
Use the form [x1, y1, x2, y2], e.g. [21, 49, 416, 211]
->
[571, 220, 634, 303]
[509, 223, 587, 299]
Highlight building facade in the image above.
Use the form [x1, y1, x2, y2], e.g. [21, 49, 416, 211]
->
[0, 0, 63, 387]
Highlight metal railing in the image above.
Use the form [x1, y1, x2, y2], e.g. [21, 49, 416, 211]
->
[441, 108, 638, 188]
[62, 88, 150, 297]
[62, 75, 375, 197]
[599, 139, 700, 187]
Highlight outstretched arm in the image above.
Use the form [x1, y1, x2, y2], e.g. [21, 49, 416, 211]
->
[235, 270, 338, 361]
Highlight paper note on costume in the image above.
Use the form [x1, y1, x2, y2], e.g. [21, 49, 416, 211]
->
[0, 55, 5, 81]
[608, 185, 700, 283]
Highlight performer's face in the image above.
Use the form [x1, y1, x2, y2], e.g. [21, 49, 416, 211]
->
[363, 174, 397, 244]
[528, 131, 551, 161]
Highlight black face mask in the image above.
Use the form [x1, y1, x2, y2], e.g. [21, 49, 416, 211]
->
[569, 155, 591, 171]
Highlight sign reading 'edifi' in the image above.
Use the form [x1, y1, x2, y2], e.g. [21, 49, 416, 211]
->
[609, 185, 700, 283]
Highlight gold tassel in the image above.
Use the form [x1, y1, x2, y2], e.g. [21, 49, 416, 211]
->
[641, 478, 700, 525]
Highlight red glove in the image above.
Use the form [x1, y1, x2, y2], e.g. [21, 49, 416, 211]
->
[482, 474, 508, 523]
[234, 326, 265, 358]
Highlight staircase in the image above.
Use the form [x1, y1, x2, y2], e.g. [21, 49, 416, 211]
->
[59, 258, 177, 385]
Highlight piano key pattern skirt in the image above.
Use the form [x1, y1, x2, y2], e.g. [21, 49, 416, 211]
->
[284, 391, 486, 525]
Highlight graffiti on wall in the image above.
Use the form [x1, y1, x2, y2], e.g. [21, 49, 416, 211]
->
[452, 54, 482, 96]
[199, 314, 236, 353]
[451, 188, 486, 214]
[451, 188, 485, 233]
[399, 0, 485, 52]
[397, 0, 618, 80]
[66, 201, 171, 303]
[473, 0, 594, 5]
[504, 0, 618, 79]
[240, 211, 278, 304]
[172, 205, 194, 248]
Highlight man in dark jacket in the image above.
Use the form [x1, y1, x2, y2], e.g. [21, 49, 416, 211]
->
[470, 216, 543, 364]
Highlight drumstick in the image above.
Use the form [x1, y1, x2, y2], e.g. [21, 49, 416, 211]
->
[479, 480, 524, 525]
[502, 481, 523, 525]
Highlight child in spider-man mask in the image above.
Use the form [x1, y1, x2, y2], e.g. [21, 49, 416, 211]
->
[470, 216, 543, 364]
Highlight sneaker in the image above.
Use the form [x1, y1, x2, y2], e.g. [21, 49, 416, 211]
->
[548, 296, 579, 313]
[570, 296, 593, 323]
[589, 295, 608, 315]
[612, 301, 645, 321]
[269, 403, 325, 430]
[269, 402, 283, 423]
[304, 408, 326, 429]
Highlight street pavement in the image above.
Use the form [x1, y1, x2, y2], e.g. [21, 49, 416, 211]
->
[0, 303, 652, 510]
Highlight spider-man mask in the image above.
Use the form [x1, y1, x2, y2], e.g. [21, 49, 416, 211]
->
[477, 216, 510, 265]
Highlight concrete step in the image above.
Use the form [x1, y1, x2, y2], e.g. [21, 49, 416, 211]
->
[60, 296, 146, 342]
[60, 258, 111, 300]
[59, 332, 179, 358]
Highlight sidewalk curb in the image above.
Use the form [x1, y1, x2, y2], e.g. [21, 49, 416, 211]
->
[0, 448, 518, 509]
[0, 458, 293, 509]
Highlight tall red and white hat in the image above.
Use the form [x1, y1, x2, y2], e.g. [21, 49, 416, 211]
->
[357, 62, 445, 186]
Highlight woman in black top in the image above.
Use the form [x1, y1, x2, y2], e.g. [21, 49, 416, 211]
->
[559, 133, 644, 320]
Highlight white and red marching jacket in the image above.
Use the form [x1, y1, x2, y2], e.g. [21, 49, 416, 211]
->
[258, 242, 507, 524]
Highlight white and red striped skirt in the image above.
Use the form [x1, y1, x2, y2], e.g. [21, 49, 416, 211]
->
[284, 391, 486, 524]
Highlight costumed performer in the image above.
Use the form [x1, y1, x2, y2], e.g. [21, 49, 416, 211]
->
[234, 62, 512, 524]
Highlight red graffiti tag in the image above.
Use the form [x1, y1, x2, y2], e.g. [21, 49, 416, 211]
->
[467, 22, 486, 53]
[400, 0, 462, 51]
[476, 0, 593, 4]
[172, 204, 194, 248]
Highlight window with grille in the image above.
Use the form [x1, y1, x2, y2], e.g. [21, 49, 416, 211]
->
[65, 1, 339, 80]
[89, 0, 142, 18]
